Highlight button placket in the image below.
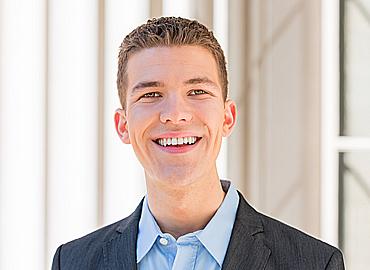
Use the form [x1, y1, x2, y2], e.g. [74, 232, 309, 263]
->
[172, 241, 199, 270]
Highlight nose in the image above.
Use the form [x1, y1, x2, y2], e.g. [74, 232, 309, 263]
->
[159, 94, 192, 124]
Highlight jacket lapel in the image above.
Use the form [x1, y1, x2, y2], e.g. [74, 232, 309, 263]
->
[102, 201, 143, 270]
[222, 193, 271, 270]
[101, 193, 271, 269]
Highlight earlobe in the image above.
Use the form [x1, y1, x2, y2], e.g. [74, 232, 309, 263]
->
[222, 99, 237, 137]
[114, 109, 130, 144]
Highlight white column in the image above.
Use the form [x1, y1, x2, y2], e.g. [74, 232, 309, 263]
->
[0, 0, 46, 269]
[321, 0, 340, 246]
[103, 0, 149, 225]
[162, 0, 194, 18]
[213, 0, 229, 180]
[213, 0, 228, 55]
[47, 0, 99, 267]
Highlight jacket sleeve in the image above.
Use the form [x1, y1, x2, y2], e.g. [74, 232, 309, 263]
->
[51, 245, 62, 270]
[325, 249, 345, 270]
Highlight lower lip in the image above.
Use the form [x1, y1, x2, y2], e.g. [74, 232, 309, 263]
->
[154, 139, 201, 154]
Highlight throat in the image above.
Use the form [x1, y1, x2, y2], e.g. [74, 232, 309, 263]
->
[147, 182, 226, 238]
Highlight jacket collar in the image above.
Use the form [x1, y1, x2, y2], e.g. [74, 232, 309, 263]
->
[102, 192, 271, 270]
[102, 200, 143, 270]
[222, 191, 271, 269]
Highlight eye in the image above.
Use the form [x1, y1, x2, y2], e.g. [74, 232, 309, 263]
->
[189, 89, 207, 95]
[141, 92, 161, 98]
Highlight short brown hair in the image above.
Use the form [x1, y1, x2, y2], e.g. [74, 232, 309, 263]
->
[117, 17, 228, 109]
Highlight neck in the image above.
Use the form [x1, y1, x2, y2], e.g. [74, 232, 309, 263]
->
[146, 173, 225, 239]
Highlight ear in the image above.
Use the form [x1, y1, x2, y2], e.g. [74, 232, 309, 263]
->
[114, 109, 130, 144]
[222, 99, 237, 137]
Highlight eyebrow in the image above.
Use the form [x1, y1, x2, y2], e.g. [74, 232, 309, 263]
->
[184, 77, 218, 87]
[131, 81, 164, 93]
[131, 77, 218, 94]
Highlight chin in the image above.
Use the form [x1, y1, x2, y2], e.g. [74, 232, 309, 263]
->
[155, 169, 201, 187]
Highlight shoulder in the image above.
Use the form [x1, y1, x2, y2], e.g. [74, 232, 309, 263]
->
[258, 212, 344, 269]
[59, 218, 125, 254]
[258, 210, 338, 254]
[233, 194, 345, 269]
[52, 201, 143, 269]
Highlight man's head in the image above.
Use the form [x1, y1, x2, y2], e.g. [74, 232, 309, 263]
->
[117, 17, 228, 110]
[114, 17, 236, 186]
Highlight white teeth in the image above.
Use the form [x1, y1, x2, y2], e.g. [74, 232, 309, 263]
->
[156, 136, 199, 147]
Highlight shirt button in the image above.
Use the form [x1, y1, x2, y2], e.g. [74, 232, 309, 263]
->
[159, 237, 169, 246]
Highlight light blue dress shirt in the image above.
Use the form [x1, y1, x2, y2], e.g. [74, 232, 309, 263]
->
[136, 180, 239, 270]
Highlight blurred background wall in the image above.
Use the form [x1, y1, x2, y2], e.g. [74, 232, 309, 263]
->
[0, 0, 369, 269]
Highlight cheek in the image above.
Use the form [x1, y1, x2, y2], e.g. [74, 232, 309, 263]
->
[130, 104, 159, 119]
[200, 117, 225, 144]
[127, 107, 157, 139]
[198, 105, 224, 128]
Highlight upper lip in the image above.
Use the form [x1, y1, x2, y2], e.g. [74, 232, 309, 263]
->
[152, 132, 201, 140]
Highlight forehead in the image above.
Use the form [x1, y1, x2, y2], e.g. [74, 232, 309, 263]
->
[126, 46, 220, 88]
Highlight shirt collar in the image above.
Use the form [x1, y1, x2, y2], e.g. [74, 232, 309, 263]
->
[136, 180, 239, 266]
[136, 196, 162, 263]
[196, 180, 239, 266]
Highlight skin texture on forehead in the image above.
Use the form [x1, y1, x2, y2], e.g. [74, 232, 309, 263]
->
[126, 45, 222, 101]
[119, 45, 227, 109]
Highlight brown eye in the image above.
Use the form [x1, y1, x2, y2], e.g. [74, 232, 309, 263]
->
[142, 92, 161, 98]
[189, 89, 206, 95]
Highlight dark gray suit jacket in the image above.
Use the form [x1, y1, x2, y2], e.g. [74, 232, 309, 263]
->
[52, 193, 345, 269]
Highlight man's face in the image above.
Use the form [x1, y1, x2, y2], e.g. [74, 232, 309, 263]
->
[115, 46, 236, 186]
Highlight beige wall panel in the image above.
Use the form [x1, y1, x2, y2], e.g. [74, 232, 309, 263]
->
[261, 0, 321, 236]
[229, 0, 321, 237]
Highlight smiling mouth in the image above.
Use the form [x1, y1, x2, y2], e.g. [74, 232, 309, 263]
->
[154, 136, 201, 147]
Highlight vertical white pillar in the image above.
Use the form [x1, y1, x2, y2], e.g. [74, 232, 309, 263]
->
[0, 0, 46, 269]
[321, 0, 340, 246]
[162, 0, 194, 18]
[47, 0, 99, 266]
[213, 0, 229, 180]
[213, 0, 228, 56]
[103, 0, 148, 224]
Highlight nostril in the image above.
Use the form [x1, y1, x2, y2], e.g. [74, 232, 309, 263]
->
[159, 112, 192, 124]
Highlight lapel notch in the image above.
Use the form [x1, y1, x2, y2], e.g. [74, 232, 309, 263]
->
[222, 193, 271, 270]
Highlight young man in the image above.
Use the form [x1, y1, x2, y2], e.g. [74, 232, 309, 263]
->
[52, 17, 344, 269]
